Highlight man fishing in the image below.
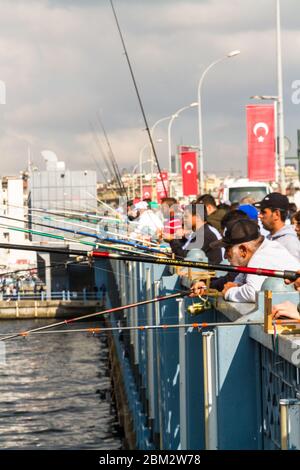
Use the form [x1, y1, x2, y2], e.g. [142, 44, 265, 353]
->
[190, 218, 299, 303]
[255, 192, 300, 260]
[168, 202, 223, 263]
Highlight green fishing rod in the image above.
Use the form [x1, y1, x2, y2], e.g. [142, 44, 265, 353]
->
[0, 224, 159, 258]
[0, 215, 167, 256]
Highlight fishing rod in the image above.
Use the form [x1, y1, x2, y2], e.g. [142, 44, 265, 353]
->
[84, 190, 125, 217]
[0, 290, 188, 342]
[0, 242, 87, 256]
[0, 212, 168, 255]
[97, 112, 128, 199]
[89, 152, 108, 183]
[39, 213, 160, 249]
[90, 118, 127, 199]
[24, 202, 109, 222]
[1, 201, 120, 223]
[0, 321, 268, 339]
[3, 313, 299, 340]
[1, 243, 297, 282]
[30, 216, 167, 255]
[109, 0, 168, 197]
[103, 237, 170, 255]
[7, 317, 300, 339]
[0, 222, 160, 258]
[91, 250, 300, 282]
[36, 213, 119, 232]
[30, 207, 104, 222]
[0, 260, 83, 279]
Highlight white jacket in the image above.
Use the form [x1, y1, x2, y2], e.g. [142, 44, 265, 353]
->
[131, 210, 163, 238]
[224, 238, 299, 303]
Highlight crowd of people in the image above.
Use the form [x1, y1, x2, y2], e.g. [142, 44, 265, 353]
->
[0, 273, 44, 299]
[115, 192, 300, 322]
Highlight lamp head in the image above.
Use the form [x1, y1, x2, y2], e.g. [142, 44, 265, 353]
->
[250, 95, 279, 101]
[227, 50, 241, 58]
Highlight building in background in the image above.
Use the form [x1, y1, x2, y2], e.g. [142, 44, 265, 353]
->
[28, 155, 97, 293]
[28, 155, 97, 243]
[0, 176, 36, 271]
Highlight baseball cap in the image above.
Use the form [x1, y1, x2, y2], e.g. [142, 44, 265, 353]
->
[254, 192, 289, 211]
[238, 204, 258, 221]
[210, 218, 260, 248]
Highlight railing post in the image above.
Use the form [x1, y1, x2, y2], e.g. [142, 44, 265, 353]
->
[178, 296, 187, 450]
[202, 331, 218, 450]
[280, 399, 300, 450]
[146, 267, 155, 425]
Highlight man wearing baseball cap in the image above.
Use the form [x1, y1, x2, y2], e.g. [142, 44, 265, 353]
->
[255, 192, 300, 260]
[190, 218, 299, 303]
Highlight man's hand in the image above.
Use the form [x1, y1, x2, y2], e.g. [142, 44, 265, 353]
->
[272, 300, 300, 320]
[189, 281, 207, 297]
[222, 282, 239, 297]
[284, 270, 300, 291]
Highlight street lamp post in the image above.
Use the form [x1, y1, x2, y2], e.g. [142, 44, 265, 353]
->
[131, 163, 140, 199]
[250, 2, 285, 192]
[276, 0, 286, 193]
[139, 143, 150, 199]
[149, 116, 172, 198]
[197, 50, 240, 194]
[139, 140, 162, 199]
[167, 102, 198, 173]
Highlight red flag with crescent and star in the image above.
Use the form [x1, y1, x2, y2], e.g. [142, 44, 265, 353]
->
[156, 172, 169, 203]
[142, 185, 152, 200]
[181, 151, 198, 196]
[247, 104, 275, 181]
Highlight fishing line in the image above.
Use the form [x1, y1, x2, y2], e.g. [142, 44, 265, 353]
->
[109, 0, 168, 197]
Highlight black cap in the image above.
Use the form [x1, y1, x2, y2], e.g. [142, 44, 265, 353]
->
[210, 219, 260, 248]
[254, 192, 289, 211]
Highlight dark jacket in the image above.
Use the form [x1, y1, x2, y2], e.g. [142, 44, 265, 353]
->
[210, 272, 238, 291]
[169, 223, 222, 264]
[207, 208, 227, 234]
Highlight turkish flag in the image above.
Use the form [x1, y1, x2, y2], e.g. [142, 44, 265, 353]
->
[156, 172, 169, 203]
[142, 185, 152, 200]
[247, 104, 275, 181]
[181, 151, 198, 196]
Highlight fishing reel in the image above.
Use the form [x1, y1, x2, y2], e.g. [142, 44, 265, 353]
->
[186, 286, 218, 316]
[187, 295, 213, 316]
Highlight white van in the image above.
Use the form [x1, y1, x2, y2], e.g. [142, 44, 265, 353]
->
[219, 179, 271, 204]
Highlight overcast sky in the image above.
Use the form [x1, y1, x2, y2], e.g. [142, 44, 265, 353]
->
[0, 0, 299, 179]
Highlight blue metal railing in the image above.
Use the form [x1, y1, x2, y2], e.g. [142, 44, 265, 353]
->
[94, 257, 300, 450]
[0, 290, 105, 302]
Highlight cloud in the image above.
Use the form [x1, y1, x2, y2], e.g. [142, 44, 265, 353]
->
[0, 0, 299, 179]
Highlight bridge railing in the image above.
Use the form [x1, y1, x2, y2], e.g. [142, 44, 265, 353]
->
[95, 257, 300, 450]
[0, 290, 105, 302]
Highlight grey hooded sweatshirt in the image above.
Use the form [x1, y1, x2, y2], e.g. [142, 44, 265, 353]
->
[267, 224, 300, 261]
